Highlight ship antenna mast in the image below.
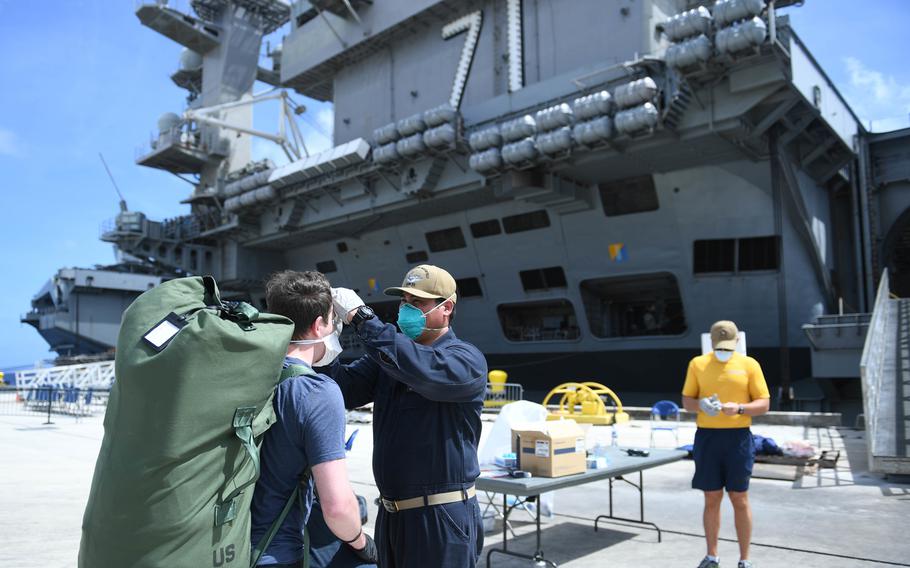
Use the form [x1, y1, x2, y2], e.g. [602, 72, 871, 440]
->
[99, 152, 128, 213]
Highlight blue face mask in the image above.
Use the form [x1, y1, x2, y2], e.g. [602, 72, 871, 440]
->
[397, 303, 427, 340]
[397, 294, 455, 340]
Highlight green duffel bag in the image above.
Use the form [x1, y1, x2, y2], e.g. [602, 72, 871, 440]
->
[79, 275, 295, 568]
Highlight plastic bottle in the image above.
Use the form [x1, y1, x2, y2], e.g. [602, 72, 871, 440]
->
[611, 425, 618, 447]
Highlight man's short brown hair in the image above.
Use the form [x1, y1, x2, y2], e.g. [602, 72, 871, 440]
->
[264, 270, 332, 339]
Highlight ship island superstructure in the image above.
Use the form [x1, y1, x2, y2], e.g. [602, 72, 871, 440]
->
[23, 0, 910, 415]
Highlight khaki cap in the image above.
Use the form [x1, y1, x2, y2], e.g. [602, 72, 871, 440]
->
[384, 264, 458, 303]
[710, 320, 739, 350]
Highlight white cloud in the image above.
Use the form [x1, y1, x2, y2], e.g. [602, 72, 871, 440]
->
[298, 106, 334, 155]
[0, 128, 23, 157]
[842, 57, 910, 132]
[316, 107, 335, 138]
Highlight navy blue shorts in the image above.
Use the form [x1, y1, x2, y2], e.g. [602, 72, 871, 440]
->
[692, 427, 754, 492]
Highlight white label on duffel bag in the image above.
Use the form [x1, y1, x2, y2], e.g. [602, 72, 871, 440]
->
[143, 312, 186, 351]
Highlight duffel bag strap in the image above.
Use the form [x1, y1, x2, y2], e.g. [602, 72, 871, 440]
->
[202, 275, 223, 308]
[280, 363, 314, 382]
[214, 406, 261, 526]
[203, 275, 259, 332]
[250, 471, 312, 568]
[216, 364, 316, 526]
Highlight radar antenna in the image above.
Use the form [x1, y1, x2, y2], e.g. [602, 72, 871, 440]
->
[99, 153, 128, 213]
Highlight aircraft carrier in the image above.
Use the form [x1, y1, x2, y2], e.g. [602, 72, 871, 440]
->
[22, 0, 910, 409]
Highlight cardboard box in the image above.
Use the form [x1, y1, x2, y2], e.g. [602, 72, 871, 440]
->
[512, 420, 586, 478]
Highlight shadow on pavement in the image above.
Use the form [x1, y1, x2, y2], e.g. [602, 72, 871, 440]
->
[480, 521, 637, 567]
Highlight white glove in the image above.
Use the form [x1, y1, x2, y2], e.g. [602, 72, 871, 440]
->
[331, 287, 365, 323]
[699, 394, 722, 416]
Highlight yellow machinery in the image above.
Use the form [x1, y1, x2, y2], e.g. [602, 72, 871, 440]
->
[542, 382, 631, 425]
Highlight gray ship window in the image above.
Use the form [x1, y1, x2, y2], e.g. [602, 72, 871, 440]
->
[369, 300, 399, 323]
[426, 227, 467, 252]
[520, 266, 567, 291]
[316, 260, 337, 274]
[693, 239, 736, 273]
[406, 250, 429, 263]
[337, 242, 348, 253]
[694, 236, 780, 274]
[497, 300, 581, 342]
[470, 219, 502, 238]
[598, 176, 659, 216]
[502, 210, 550, 234]
[456, 277, 483, 298]
[738, 236, 780, 271]
[580, 273, 687, 338]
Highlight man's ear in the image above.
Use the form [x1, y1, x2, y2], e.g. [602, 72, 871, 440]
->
[308, 315, 325, 336]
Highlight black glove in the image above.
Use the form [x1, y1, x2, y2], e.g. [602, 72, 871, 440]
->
[348, 532, 379, 564]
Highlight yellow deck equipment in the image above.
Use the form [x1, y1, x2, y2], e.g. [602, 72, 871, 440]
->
[542, 382, 631, 425]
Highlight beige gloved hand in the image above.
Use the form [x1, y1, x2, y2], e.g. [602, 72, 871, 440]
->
[332, 287, 366, 323]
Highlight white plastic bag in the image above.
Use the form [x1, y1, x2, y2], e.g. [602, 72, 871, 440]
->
[479, 401, 548, 465]
[477, 401, 556, 517]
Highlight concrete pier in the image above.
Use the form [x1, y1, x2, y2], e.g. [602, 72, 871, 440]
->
[1, 413, 908, 567]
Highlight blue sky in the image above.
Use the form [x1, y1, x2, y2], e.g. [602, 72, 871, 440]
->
[1, 0, 908, 369]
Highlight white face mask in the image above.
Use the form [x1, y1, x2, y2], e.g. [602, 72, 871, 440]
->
[714, 350, 733, 363]
[313, 331, 343, 367]
[289, 316, 344, 367]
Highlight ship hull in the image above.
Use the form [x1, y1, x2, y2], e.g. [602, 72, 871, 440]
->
[482, 346, 810, 399]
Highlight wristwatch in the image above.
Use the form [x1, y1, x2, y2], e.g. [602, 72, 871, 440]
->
[351, 305, 375, 328]
[737, 405, 745, 415]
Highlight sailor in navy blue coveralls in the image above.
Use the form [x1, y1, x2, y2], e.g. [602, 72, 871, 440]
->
[325, 271, 488, 568]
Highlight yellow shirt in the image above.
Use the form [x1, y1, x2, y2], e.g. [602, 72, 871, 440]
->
[682, 352, 770, 428]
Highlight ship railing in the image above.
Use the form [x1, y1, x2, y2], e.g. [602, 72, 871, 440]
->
[0, 386, 110, 420]
[160, 215, 206, 241]
[20, 307, 58, 320]
[802, 312, 871, 350]
[483, 382, 524, 409]
[812, 313, 872, 326]
[14, 360, 116, 391]
[859, 269, 893, 470]
[135, 122, 204, 161]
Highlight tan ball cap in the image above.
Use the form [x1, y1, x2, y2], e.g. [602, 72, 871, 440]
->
[384, 264, 458, 303]
[710, 320, 739, 350]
